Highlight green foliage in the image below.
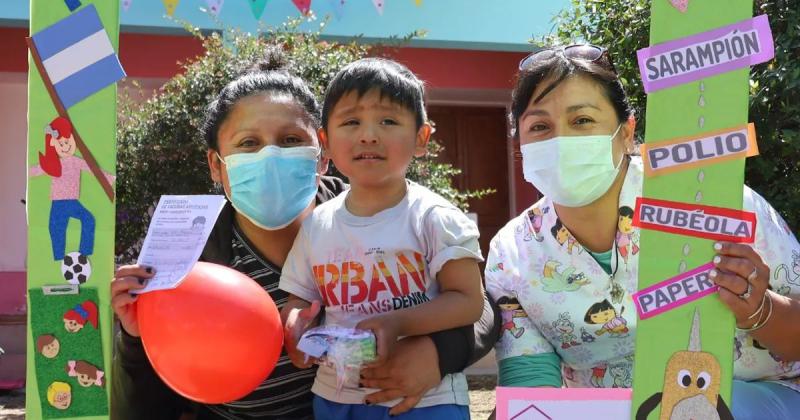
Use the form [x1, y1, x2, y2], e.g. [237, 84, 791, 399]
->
[116, 18, 491, 258]
[546, 0, 800, 231]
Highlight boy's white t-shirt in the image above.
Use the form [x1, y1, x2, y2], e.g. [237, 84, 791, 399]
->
[280, 180, 483, 407]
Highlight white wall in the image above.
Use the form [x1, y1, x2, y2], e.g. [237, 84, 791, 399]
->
[0, 72, 28, 272]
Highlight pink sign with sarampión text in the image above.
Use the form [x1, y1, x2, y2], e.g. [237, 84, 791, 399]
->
[637, 15, 774, 93]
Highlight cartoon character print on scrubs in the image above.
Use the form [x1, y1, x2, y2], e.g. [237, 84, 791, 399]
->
[552, 312, 581, 349]
[551, 218, 583, 255]
[498, 296, 527, 339]
[774, 250, 800, 287]
[609, 364, 632, 388]
[616, 206, 639, 271]
[752, 339, 796, 375]
[580, 327, 596, 343]
[541, 260, 590, 293]
[527, 207, 550, 242]
[584, 299, 629, 338]
[590, 364, 608, 387]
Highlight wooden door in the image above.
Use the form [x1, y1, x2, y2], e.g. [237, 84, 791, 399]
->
[427, 106, 510, 259]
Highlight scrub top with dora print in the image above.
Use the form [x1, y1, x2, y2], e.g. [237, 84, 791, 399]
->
[486, 156, 800, 391]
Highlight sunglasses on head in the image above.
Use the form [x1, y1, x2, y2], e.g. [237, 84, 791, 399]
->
[518, 44, 617, 74]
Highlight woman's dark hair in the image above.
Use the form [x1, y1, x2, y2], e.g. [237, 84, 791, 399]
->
[202, 47, 321, 150]
[321, 58, 427, 129]
[510, 48, 633, 138]
[584, 299, 616, 323]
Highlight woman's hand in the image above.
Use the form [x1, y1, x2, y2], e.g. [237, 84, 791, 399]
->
[355, 313, 403, 368]
[360, 336, 441, 415]
[711, 241, 771, 329]
[110, 264, 155, 337]
[283, 300, 321, 368]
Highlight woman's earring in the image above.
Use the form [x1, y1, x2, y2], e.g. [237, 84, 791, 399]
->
[212, 182, 224, 194]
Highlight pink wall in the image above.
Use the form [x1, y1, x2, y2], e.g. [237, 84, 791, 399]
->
[0, 73, 28, 274]
[0, 272, 26, 315]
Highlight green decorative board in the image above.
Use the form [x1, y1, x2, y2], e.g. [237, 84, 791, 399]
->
[26, 1, 124, 418]
[631, 0, 773, 419]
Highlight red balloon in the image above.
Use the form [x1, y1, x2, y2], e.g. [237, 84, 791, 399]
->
[137, 261, 283, 404]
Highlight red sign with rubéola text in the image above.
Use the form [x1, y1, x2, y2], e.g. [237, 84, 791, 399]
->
[633, 197, 757, 243]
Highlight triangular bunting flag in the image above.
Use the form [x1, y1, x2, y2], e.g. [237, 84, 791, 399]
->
[372, 0, 384, 15]
[292, 0, 311, 15]
[163, 0, 179, 16]
[122, 0, 132, 11]
[327, 0, 345, 19]
[248, 0, 268, 19]
[205, 0, 224, 16]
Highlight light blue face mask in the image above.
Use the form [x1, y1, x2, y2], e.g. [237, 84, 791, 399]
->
[219, 145, 319, 230]
[520, 124, 625, 207]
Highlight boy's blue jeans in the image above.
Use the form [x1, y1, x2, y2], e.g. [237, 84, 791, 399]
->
[732, 379, 800, 420]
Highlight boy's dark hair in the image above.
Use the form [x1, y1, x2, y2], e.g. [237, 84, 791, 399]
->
[584, 299, 615, 323]
[618, 206, 634, 218]
[510, 47, 633, 139]
[321, 58, 427, 129]
[201, 46, 321, 150]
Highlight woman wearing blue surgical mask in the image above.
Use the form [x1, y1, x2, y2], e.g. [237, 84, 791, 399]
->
[487, 44, 800, 419]
[108, 50, 499, 420]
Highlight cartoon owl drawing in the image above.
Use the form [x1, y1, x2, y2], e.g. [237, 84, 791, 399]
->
[636, 309, 733, 420]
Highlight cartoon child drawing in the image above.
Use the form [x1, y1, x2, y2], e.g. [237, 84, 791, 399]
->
[551, 219, 581, 255]
[590, 364, 607, 387]
[47, 381, 72, 410]
[585, 299, 629, 337]
[497, 296, 527, 339]
[36, 334, 60, 359]
[616, 206, 639, 270]
[63, 300, 98, 333]
[29, 117, 115, 278]
[527, 206, 549, 242]
[552, 312, 581, 349]
[66, 360, 105, 387]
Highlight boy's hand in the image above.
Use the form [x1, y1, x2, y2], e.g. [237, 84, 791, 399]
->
[284, 300, 321, 368]
[361, 336, 441, 415]
[355, 314, 402, 368]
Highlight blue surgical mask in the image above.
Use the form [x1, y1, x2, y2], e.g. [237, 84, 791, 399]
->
[219, 145, 319, 230]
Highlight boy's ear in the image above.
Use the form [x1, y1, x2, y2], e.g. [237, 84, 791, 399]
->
[316, 128, 331, 175]
[414, 123, 432, 158]
[317, 128, 329, 152]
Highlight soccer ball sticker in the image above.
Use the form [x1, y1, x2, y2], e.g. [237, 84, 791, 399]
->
[61, 252, 91, 284]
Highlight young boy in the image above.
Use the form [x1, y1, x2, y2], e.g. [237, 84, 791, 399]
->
[279, 58, 485, 419]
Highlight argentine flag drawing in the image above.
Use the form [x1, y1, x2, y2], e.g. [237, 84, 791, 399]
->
[31, 4, 125, 109]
